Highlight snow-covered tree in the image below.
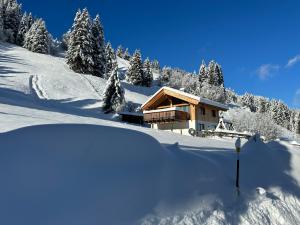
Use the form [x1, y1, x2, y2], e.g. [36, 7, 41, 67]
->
[215, 63, 224, 87]
[196, 81, 226, 103]
[66, 8, 94, 74]
[207, 60, 217, 85]
[0, 4, 4, 40]
[151, 59, 160, 72]
[60, 29, 71, 50]
[224, 108, 282, 141]
[123, 48, 131, 60]
[1, 0, 22, 43]
[269, 99, 291, 128]
[198, 60, 207, 83]
[239, 93, 256, 112]
[91, 14, 106, 77]
[160, 66, 172, 84]
[125, 50, 144, 85]
[16, 12, 33, 46]
[116, 45, 124, 58]
[23, 18, 50, 54]
[102, 61, 125, 113]
[225, 88, 238, 104]
[142, 58, 153, 87]
[104, 42, 116, 79]
[256, 96, 270, 114]
[295, 111, 300, 134]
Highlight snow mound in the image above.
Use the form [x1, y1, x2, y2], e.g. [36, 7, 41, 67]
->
[0, 124, 170, 225]
[1, 125, 300, 225]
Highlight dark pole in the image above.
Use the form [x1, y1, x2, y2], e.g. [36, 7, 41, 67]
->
[235, 137, 241, 196]
[236, 153, 240, 189]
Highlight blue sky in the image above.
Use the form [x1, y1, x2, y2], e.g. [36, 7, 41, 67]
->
[21, 0, 300, 108]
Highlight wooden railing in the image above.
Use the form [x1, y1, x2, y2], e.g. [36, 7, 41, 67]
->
[144, 110, 190, 123]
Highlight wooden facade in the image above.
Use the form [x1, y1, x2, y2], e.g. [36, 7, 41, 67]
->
[142, 87, 228, 134]
[144, 109, 190, 123]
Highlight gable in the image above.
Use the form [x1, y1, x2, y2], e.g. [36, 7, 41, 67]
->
[141, 88, 200, 110]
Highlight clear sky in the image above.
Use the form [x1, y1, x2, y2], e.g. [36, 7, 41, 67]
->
[20, 0, 300, 108]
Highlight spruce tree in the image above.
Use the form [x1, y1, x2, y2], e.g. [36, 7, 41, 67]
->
[151, 59, 160, 72]
[61, 29, 71, 50]
[143, 58, 153, 87]
[24, 18, 50, 54]
[215, 63, 224, 87]
[104, 42, 116, 79]
[116, 45, 124, 58]
[126, 50, 144, 85]
[160, 66, 172, 84]
[0, 4, 4, 40]
[91, 14, 106, 77]
[2, 0, 22, 43]
[123, 48, 131, 60]
[66, 8, 94, 74]
[207, 60, 216, 85]
[295, 111, 300, 134]
[198, 60, 207, 83]
[16, 12, 30, 46]
[102, 61, 125, 113]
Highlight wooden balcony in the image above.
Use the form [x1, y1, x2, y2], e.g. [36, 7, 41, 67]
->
[143, 109, 190, 123]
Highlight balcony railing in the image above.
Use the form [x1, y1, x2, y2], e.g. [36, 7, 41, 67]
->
[143, 108, 190, 123]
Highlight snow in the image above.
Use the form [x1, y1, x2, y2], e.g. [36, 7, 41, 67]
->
[1, 42, 300, 225]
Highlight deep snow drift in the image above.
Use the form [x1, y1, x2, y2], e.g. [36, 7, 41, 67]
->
[1, 42, 300, 225]
[1, 124, 300, 225]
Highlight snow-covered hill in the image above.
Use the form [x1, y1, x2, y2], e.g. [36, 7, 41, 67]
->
[1, 42, 300, 225]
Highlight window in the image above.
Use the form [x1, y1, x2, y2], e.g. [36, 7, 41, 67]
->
[198, 123, 205, 131]
[200, 107, 205, 115]
[212, 110, 216, 117]
[176, 105, 190, 112]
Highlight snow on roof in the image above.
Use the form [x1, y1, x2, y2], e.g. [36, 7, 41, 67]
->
[141, 86, 228, 110]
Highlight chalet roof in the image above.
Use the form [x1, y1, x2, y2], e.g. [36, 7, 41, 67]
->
[141, 86, 228, 111]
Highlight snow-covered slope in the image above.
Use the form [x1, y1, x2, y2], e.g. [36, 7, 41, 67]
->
[1, 42, 300, 225]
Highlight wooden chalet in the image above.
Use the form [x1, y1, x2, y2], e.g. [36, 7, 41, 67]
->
[141, 87, 228, 135]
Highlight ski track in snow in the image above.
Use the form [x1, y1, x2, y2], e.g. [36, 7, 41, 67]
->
[30, 75, 48, 100]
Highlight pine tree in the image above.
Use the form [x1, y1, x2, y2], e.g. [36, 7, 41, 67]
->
[198, 60, 207, 83]
[160, 66, 172, 84]
[207, 60, 216, 85]
[151, 59, 160, 71]
[295, 111, 300, 134]
[116, 45, 124, 58]
[61, 29, 71, 50]
[126, 50, 144, 85]
[91, 14, 106, 77]
[143, 58, 153, 87]
[66, 8, 94, 74]
[239, 93, 256, 112]
[102, 61, 125, 113]
[2, 0, 22, 43]
[269, 99, 291, 128]
[123, 48, 131, 60]
[215, 63, 224, 86]
[24, 18, 50, 54]
[104, 42, 116, 79]
[0, 3, 4, 40]
[16, 12, 30, 46]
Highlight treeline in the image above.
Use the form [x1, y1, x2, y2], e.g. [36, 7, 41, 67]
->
[0, 0, 54, 54]
[158, 60, 226, 103]
[232, 92, 300, 135]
